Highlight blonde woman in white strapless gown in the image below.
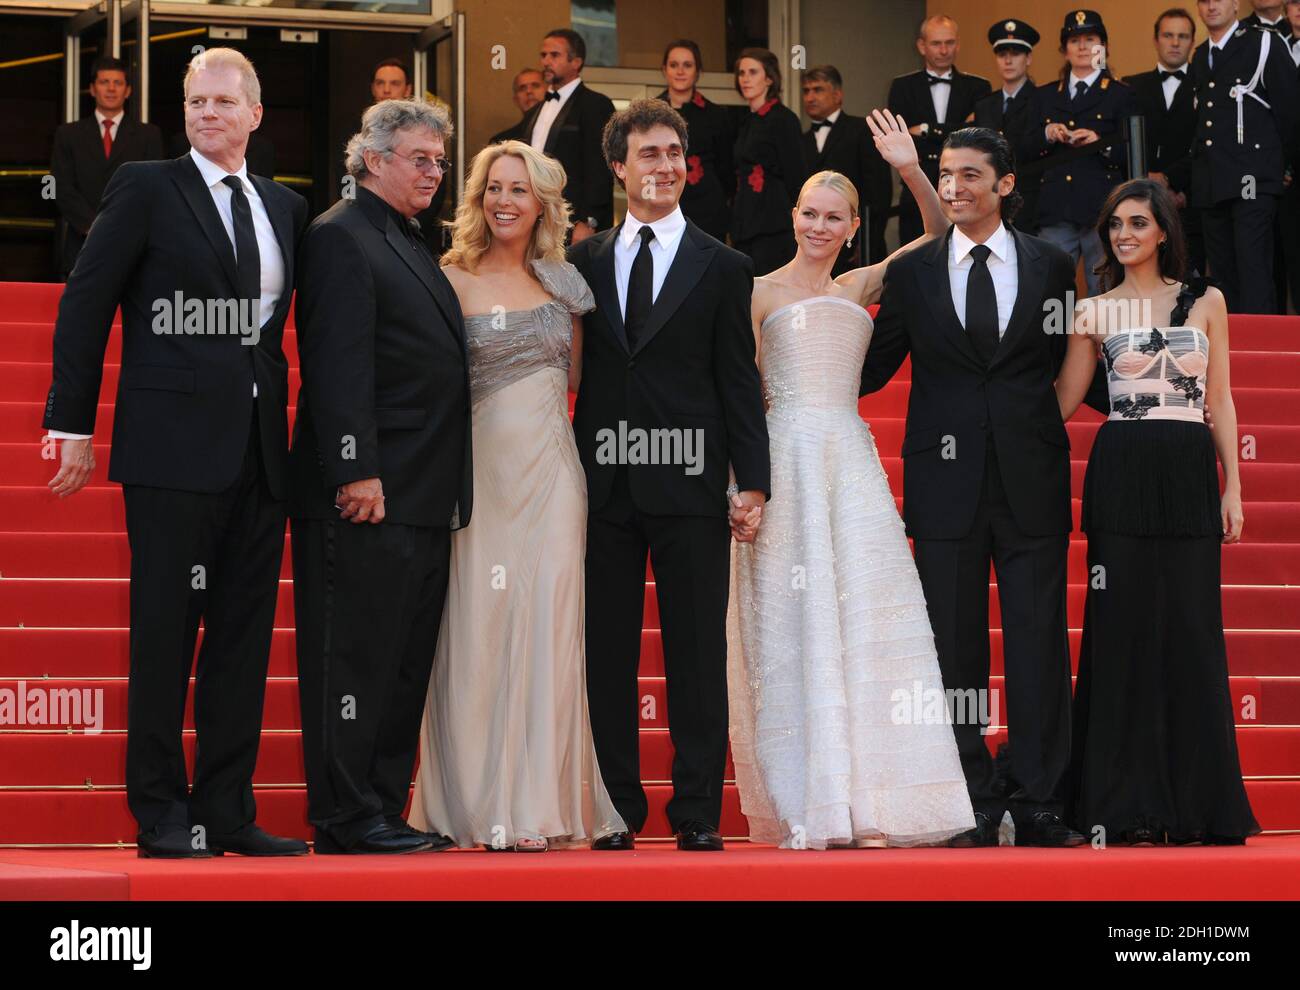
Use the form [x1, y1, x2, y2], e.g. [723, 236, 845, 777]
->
[726, 111, 975, 848]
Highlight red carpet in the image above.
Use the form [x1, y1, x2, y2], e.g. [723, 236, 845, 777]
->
[2, 280, 1298, 899]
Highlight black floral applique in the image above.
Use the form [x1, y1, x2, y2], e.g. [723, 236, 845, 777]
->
[1170, 374, 1204, 404]
[1137, 328, 1167, 355]
[1112, 394, 1161, 420]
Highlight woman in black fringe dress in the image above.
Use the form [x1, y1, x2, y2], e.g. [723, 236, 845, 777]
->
[1055, 178, 1258, 846]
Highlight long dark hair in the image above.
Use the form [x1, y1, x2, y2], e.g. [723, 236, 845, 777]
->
[1094, 178, 1188, 291]
[662, 38, 704, 75]
[942, 127, 1024, 222]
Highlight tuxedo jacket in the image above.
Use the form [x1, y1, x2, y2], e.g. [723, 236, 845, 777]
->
[288, 186, 472, 530]
[43, 154, 307, 498]
[522, 82, 616, 230]
[1123, 68, 1196, 192]
[51, 114, 164, 273]
[568, 220, 770, 516]
[1189, 25, 1300, 206]
[888, 68, 992, 213]
[859, 226, 1079, 540]
[969, 84, 1049, 231]
[801, 111, 892, 265]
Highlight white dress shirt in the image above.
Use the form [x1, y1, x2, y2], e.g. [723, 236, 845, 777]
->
[926, 69, 953, 124]
[94, 109, 123, 145]
[1067, 66, 1103, 101]
[949, 223, 1018, 337]
[1157, 62, 1188, 109]
[811, 108, 842, 153]
[530, 76, 582, 153]
[46, 147, 283, 440]
[614, 205, 687, 319]
[1288, 34, 1300, 68]
[1208, 20, 1241, 64]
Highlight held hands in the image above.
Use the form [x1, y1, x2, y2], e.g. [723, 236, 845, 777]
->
[1046, 122, 1101, 146]
[335, 478, 385, 524]
[729, 490, 764, 543]
[47, 437, 95, 498]
[868, 110, 919, 171]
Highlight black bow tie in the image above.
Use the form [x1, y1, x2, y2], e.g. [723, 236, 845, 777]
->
[810, 119, 831, 131]
[544, 90, 560, 102]
[926, 73, 952, 85]
[1158, 68, 1187, 81]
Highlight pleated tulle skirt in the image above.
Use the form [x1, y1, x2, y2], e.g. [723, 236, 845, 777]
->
[1069, 419, 1259, 842]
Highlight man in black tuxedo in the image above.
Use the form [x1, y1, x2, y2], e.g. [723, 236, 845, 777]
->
[524, 29, 615, 240]
[489, 68, 546, 144]
[43, 48, 308, 858]
[1189, 0, 1299, 312]
[800, 65, 892, 270]
[569, 100, 769, 852]
[889, 15, 992, 244]
[289, 100, 471, 855]
[1123, 8, 1204, 274]
[969, 19, 1048, 232]
[860, 127, 1089, 849]
[50, 56, 164, 278]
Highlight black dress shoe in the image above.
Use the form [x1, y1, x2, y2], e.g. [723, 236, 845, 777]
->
[675, 820, 724, 851]
[137, 825, 213, 859]
[948, 812, 999, 848]
[206, 823, 309, 857]
[1203, 833, 1247, 846]
[1015, 812, 1086, 847]
[314, 822, 433, 854]
[592, 831, 635, 850]
[385, 816, 456, 851]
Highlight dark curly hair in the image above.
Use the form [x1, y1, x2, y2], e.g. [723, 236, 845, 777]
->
[601, 98, 689, 187]
[1094, 177, 1188, 291]
[942, 127, 1024, 223]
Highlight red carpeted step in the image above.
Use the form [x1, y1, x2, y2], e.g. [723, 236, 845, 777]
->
[0, 861, 129, 900]
[1, 779, 1295, 846]
[4, 673, 1293, 733]
[0, 321, 300, 365]
[0, 725, 734, 788]
[5, 625, 1296, 680]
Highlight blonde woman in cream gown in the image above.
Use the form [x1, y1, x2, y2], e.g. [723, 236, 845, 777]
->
[408, 141, 624, 851]
[727, 111, 974, 849]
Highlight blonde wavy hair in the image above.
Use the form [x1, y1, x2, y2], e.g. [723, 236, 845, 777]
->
[797, 169, 859, 218]
[442, 140, 571, 272]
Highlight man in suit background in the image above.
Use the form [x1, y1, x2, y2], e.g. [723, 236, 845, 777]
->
[569, 100, 769, 852]
[889, 15, 992, 244]
[50, 56, 164, 278]
[290, 99, 471, 855]
[1124, 8, 1204, 274]
[43, 48, 308, 859]
[524, 28, 615, 241]
[860, 127, 1088, 849]
[969, 19, 1049, 233]
[800, 65, 892, 270]
[1243, 0, 1292, 33]
[490, 68, 546, 144]
[1189, 0, 1299, 313]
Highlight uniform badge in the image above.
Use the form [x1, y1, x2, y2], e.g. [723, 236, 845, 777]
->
[1005, 20, 1016, 31]
[1076, 11, 1086, 26]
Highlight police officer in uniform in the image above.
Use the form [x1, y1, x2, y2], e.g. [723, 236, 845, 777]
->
[1189, 3, 1299, 313]
[1035, 10, 1136, 297]
[969, 19, 1048, 232]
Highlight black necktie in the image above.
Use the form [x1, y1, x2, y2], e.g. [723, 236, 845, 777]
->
[965, 243, 999, 364]
[1072, 79, 1088, 101]
[1002, 94, 1011, 114]
[1209, 46, 1216, 70]
[624, 225, 655, 353]
[927, 73, 950, 85]
[544, 90, 560, 102]
[221, 176, 261, 313]
[404, 216, 434, 265]
[1158, 68, 1186, 81]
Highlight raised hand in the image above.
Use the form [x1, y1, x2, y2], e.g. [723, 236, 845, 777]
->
[867, 109, 917, 172]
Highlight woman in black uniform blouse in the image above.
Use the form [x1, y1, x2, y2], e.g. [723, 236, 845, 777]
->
[731, 47, 807, 274]
[657, 38, 735, 242]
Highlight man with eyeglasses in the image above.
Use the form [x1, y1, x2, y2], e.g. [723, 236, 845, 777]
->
[289, 99, 472, 855]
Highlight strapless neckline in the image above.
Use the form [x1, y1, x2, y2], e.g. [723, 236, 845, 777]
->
[761, 294, 870, 330]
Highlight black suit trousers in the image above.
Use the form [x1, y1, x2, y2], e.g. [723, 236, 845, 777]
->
[291, 515, 450, 844]
[585, 467, 731, 833]
[122, 401, 284, 835]
[911, 442, 1073, 822]
[1202, 194, 1279, 313]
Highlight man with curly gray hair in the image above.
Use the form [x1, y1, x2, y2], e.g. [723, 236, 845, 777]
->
[289, 98, 472, 855]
